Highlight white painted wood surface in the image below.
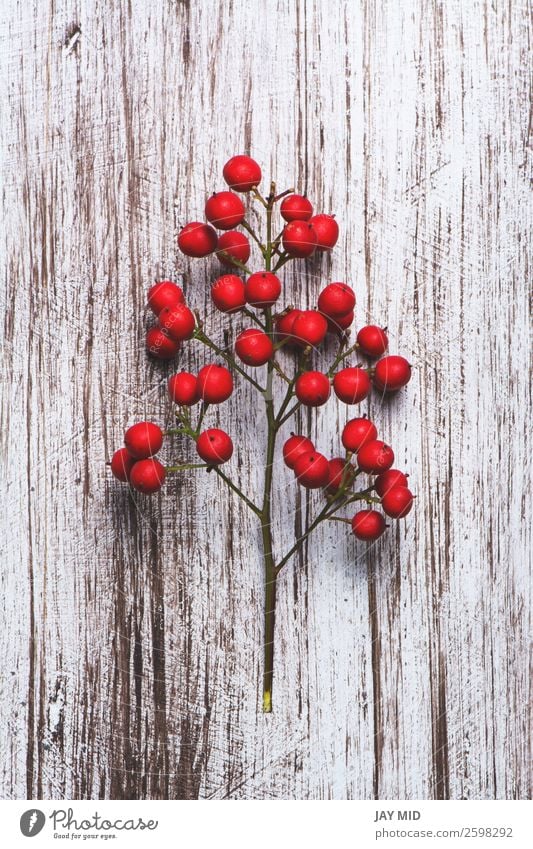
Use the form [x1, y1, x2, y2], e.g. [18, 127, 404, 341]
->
[0, 0, 530, 799]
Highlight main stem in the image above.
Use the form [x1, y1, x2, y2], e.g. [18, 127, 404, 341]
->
[261, 373, 276, 712]
[262, 192, 277, 713]
[228, 185, 365, 711]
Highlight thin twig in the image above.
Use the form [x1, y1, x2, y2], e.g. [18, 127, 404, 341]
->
[272, 252, 291, 273]
[242, 307, 266, 330]
[272, 187, 295, 202]
[277, 399, 302, 428]
[194, 329, 264, 392]
[196, 402, 208, 433]
[217, 251, 252, 275]
[276, 488, 372, 572]
[251, 187, 268, 208]
[271, 359, 291, 383]
[166, 463, 210, 472]
[276, 501, 335, 572]
[327, 340, 359, 376]
[274, 348, 310, 425]
[214, 467, 261, 516]
[241, 219, 266, 255]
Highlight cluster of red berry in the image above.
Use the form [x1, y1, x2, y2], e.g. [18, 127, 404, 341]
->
[145, 280, 195, 360]
[175, 155, 338, 266]
[110, 154, 414, 543]
[283, 422, 413, 541]
[109, 154, 416, 711]
[110, 422, 166, 493]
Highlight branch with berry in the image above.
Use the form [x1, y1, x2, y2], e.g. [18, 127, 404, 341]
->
[108, 155, 414, 713]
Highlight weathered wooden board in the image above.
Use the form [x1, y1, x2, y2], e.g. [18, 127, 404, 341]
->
[0, 0, 530, 800]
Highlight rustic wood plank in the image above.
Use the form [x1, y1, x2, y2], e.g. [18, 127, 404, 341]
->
[0, 0, 530, 800]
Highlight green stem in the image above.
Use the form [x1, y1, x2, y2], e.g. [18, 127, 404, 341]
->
[272, 252, 291, 273]
[196, 402, 208, 434]
[262, 539, 276, 714]
[174, 410, 197, 438]
[241, 219, 266, 256]
[165, 463, 210, 472]
[194, 328, 264, 392]
[277, 399, 302, 428]
[214, 467, 261, 516]
[271, 359, 291, 383]
[272, 187, 295, 202]
[271, 230, 284, 254]
[217, 252, 252, 275]
[274, 348, 309, 425]
[276, 488, 371, 572]
[266, 188, 273, 257]
[261, 278, 278, 711]
[276, 500, 335, 572]
[327, 341, 359, 376]
[242, 307, 266, 330]
[252, 187, 268, 208]
[273, 335, 294, 352]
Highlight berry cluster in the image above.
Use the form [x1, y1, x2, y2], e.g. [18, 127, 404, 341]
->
[283, 422, 413, 540]
[145, 280, 196, 360]
[110, 422, 166, 493]
[109, 155, 414, 711]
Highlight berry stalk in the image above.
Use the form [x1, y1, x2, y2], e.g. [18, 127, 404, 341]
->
[261, 402, 277, 713]
[261, 192, 279, 713]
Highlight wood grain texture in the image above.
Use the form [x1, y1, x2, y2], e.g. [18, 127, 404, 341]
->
[0, 0, 530, 800]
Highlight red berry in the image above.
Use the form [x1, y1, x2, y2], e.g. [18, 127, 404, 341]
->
[235, 328, 274, 366]
[325, 457, 355, 494]
[245, 272, 282, 309]
[342, 418, 378, 452]
[374, 355, 411, 391]
[110, 447, 136, 482]
[375, 469, 409, 498]
[130, 458, 166, 494]
[147, 281, 184, 316]
[292, 310, 328, 347]
[146, 327, 180, 360]
[310, 214, 339, 251]
[357, 325, 388, 358]
[381, 486, 414, 519]
[178, 222, 218, 257]
[333, 367, 371, 404]
[275, 309, 304, 347]
[282, 221, 317, 257]
[282, 434, 315, 470]
[294, 451, 330, 489]
[211, 274, 246, 313]
[159, 303, 196, 341]
[357, 439, 394, 473]
[295, 371, 331, 406]
[318, 282, 355, 317]
[327, 310, 354, 335]
[222, 155, 262, 192]
[124, 422, 163, 460]
[196, 428, 233, 464]
[280, 194, 313, 222]
[351, 510, 386, 541]
[168, 372, 199, 406]
[196, 364, 233, 403]
[216, 231, 251, 267]
[205, 191, 246, 230]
